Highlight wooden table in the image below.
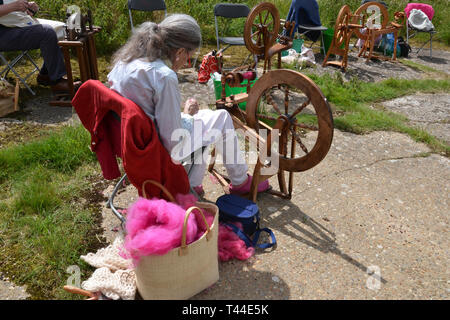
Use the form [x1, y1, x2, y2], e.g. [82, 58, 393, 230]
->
[50, 27, 101, 107]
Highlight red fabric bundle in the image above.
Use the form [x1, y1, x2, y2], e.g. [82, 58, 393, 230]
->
[72, 80, 190, 200]
[197, 51, 221, 83]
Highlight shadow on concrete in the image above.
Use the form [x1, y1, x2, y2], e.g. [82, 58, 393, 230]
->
[258, 193, 387, 285]
[417, 55, 447, 65]
[191, 262, 291, 300]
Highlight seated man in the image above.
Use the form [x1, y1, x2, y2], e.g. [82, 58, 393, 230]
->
[0, 0, 69, 92]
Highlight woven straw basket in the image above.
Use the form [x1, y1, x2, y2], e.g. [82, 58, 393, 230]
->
[135, 180, 219, 300]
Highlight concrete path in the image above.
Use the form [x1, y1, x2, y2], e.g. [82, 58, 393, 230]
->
[381, 93, 450, 145]
[101, 129, 449, 300]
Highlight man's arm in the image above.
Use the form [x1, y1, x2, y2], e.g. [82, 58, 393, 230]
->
[0, 1, 32, 18]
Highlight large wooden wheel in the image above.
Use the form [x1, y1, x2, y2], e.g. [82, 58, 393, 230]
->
[243, 2, 280, 56]
[245, 69, 334, 173]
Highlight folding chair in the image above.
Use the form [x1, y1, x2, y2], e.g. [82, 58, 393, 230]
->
[214, 3, 252, 70]
[128, 0, 167, 30]
[0, 50, 40, 95]
[404, 3, 436, 59]
[286, 0, 327, 54]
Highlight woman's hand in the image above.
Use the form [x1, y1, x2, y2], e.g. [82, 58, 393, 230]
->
[27, 2, 39, 16]
[8, 0, 30, 13]
[184, 98, 199, 115]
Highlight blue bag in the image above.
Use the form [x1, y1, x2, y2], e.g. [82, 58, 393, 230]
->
[216, 194, 276, 249]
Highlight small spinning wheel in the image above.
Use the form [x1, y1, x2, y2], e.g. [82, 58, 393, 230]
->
[322, 5, 362, 71]
[353, 1, 403, 61]
[352, 1, 389, 41]
[333, 6, 352, 49]
[243, 2, 280, 56]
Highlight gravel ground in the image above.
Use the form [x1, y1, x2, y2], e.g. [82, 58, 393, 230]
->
[309, 47, 450, 82]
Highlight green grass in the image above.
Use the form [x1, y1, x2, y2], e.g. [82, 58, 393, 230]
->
[302, 72, 450, 155]
[0, 125, 107, 299]
[397, 58, 443, 74]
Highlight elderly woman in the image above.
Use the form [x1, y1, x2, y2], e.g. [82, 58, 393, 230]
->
[107, 14, 269, 196]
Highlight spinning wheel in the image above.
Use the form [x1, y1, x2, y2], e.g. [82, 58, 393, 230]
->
[243, 2, 280, 56]
[245, 69, 334, 173]
[211, 3, 334, 202]
[333, 6, 351, 49]
[352, 1, 389, 41]
[322, 5, 362, 71]
[353, 2, 404, 61]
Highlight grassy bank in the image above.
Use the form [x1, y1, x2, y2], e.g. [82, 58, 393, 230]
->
[33, 0, 449, 55]
[304, 72, 450, 155]
[0, 125, 107, 299]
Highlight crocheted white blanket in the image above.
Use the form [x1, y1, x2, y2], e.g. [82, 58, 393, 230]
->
[80, 235, 137, 300]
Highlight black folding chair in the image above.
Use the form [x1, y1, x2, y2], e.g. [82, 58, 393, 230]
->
[214, 3, 253, 70]
[128, 0, 167, 30]
[214, 3, 250, 53]
[0, 50, 40, 95]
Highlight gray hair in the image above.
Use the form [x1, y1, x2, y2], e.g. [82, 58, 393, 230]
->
[112, 14, 202, 65]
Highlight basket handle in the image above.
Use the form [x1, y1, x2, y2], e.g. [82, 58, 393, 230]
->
[179, 206, 212, 256]
[142, 180, 175, 203]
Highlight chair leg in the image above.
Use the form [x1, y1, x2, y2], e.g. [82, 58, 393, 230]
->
[321, 31, 326, 55]
[0, 51, 39, 95]
[107, 173, 127, 226]
[430, 33, 432, 59]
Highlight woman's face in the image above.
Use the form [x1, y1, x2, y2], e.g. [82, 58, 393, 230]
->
[171, 48, 194, 72]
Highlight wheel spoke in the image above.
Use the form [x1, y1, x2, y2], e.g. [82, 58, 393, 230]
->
[251, 30, 261, 38]
[293, 122, 319, 131]
[290, 98, 311, 119]
[284, 86, 289, 114]
[256, 113, 278, 122]
[263, 11, 270, 24]
[264, 91, 282, 115]
[290, 127, 309, 154]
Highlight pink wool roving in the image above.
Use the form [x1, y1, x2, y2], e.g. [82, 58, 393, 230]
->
[122, 193, 255, 264]
[124, 197, 198, 261]
[218, 223, 254, 262]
